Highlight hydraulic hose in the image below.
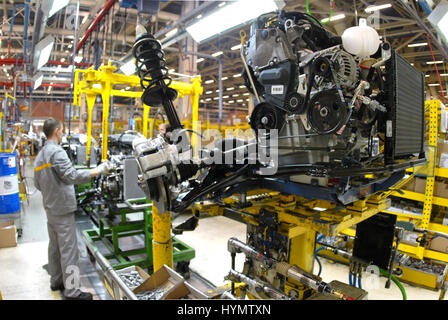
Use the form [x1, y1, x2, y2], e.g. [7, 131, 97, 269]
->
[379, 268, 407, 300]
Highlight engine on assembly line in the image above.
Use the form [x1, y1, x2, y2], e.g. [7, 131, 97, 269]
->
[130, 11, 426, 213]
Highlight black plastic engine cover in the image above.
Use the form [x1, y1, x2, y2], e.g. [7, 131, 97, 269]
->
[258, 61, 296, 109]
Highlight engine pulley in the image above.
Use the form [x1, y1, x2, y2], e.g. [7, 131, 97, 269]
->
[250, 102, 285, 134]
[307, 89, 348, 134]
[285, 93, 306, 114]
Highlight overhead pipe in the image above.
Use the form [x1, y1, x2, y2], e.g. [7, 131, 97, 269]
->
[0, 82, 70, 88]
[75, 0, 118, 54]
[0, 58, 89, 68]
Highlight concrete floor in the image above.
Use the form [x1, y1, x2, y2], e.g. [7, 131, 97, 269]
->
[0, 159, 443, 300]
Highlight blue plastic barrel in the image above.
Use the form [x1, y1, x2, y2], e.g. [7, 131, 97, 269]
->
[0, 153, 20, 214]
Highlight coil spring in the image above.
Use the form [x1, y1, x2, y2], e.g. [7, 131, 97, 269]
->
[132, 34, 173, 97]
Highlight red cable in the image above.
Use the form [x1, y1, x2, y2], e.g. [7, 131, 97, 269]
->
[426, 33, 446, 104]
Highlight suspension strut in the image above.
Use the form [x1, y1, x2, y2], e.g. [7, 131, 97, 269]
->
[132, 32, 183, 130]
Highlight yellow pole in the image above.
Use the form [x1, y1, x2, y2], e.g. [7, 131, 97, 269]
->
[152, 204, 173, 271]
[101, 81, 111, 162]
[85, 93, 96, 164]
[191, 77, 202, 159]
[143, 104, 150, 138]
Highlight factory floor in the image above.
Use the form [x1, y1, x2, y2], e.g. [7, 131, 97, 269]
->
[0, 159, 442, 300]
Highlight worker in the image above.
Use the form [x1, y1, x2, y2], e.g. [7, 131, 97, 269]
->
[34, 118, 113, 300]
[159, 122, 170, 137]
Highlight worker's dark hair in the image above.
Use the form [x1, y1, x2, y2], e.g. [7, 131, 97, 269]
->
[43, 118, 62, 138]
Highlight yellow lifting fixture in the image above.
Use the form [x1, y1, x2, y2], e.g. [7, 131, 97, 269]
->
[73, 61, 203, 163]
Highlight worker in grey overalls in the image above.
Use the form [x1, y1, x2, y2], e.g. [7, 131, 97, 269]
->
[34, 118, 113, 300]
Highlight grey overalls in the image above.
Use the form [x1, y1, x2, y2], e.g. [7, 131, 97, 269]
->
[34, 140, 91, 298]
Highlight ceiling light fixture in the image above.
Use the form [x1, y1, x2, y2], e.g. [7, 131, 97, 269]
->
[34, 35, 55, 70]
[408, 42, 427, 47]
[186, 0, 281, 43]
[364, 3, 392, 12]
[211, 51, 223, 57]
[231, 44, 242, 51]
[320, 13, 345, 23]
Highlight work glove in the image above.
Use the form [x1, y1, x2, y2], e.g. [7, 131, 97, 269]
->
[96, 160, 114, 175]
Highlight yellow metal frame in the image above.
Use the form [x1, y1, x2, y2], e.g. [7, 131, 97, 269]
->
[194, 189, 391, 298]
[386, 100, 448, 262]
[73, 62, 203, 162]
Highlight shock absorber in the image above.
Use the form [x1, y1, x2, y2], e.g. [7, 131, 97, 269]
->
[132, 32, 183, 130]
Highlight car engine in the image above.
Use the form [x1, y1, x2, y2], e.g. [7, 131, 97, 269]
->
[130, 10, 426, 214]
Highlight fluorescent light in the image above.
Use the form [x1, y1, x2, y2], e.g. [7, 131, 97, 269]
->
[228, 100, 234, 103]
[126, 86, 131, 90]
[243, 93, 250, 96]
[408, 42, 427, 47]
[212, 51, 223, 57]
[365, 3, 392, 12]
[197, 58, 204, 63]
[68, 44, 73, 49]
[237, 99, 243, 102]
[425, 75, 430, 77]
[221, 76, 228, 80]
[428, 2, 448, 43]
[60, 58, 65, 62]
[239, 85, 246, 88]
[205, 98, 212, 101]
[215, 89, 219, 92]
[34, 35, 55, 70]
[197, 14, 203, 19]
[427, 61, 444, 64]
[74, 56, 83, 63]
[440, 74, 448, 76]
[428, 84, 440, 86]
[233, 73, 241, 78]
[231, 44, 242, 51]
[321, 13, 345, 23]
[205, 79, 215, 84]
[47, 0, 70, 18]
[186, 0, 280, 43]
[226, 87, 235, 91]
[213, 97, 219, 100]
[33, 72, 44, 90]
[165, 28, 178, 38]
[120, 59, 135, 75]
[223, 95, 229, 98]
[205, 90, 213, 94]
[219, 2, 226, 7]
[232, 94, 239, 97]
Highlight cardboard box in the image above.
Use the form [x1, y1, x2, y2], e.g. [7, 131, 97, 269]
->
[433, 180, 448, 198]
[414, 178, 426, 194]
[429, 236, 448, 254]
[438, 141, 448, 154]
[163, 281, 208, 300]
[0, 221, 17, 248]
[134, 264, 184, 298]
